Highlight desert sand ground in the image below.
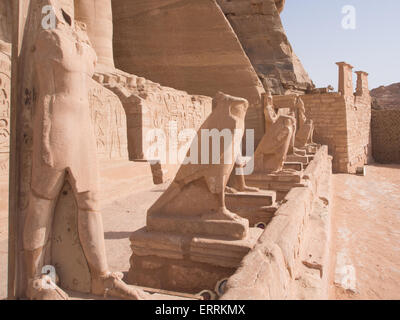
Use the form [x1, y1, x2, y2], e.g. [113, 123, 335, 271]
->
[1, 164, 399, 300]
[329, 164, 400, 299]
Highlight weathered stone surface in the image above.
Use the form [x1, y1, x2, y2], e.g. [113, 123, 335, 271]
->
[129, 227, 262, 293]
[371, 82, 400, 110]
[112, 0, 266, 144]
[88, 79, 129, 162]
[217, 0, 314, 95]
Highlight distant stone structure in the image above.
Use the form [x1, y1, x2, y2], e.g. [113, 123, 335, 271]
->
[371, 82, 400, 110]
[371, 109, 400, 163]
[370, 82, 400, 163]
[284, 62, 372, 173]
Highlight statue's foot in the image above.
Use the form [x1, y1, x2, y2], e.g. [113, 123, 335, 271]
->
[27, 275, 69, 300]
[92, 272, 149, 300]
[202, 207, 244, 222]
[225, 186, 238, 194]
[242, 186, 259, 192]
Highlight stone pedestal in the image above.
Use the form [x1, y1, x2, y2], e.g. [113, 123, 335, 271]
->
[225, 190, 278, 227]
[246, 171, 306, 201]
[128, 227, 262, 294]
[283, 162, 304, 171]
[286, 154, 312, 165]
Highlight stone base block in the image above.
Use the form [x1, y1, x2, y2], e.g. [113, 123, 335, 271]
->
[226, 191, 277, 226]
[284, 162, 304, 171]
[286, 154, 312, 165]
[147, 214, 249, 240]
[246, 172, 306, 201]
[128, 227, 262, 293]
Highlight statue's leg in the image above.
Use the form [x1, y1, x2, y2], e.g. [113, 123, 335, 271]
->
[23, 171, 67, 299]
[23, 194, 56, 282]
[75, 190, 148, 300]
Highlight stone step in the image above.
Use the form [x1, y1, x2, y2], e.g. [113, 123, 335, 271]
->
[226, 190, 278, 226]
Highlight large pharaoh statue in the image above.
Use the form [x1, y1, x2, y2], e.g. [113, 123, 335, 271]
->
[22, 0, 147, 300]
[254, 91, 297, 174]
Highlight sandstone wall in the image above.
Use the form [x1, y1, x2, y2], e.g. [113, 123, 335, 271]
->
[88, 79, 129, 162]
[371, 109, 400, 163]
[299, 92, 371, 173]
[216, 0, 313, 95]
[111, 0, 266, 145]
[346, 94, 372, 171]
[93, 69, 213, 182]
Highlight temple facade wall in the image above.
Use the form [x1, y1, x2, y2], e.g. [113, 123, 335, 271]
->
[371, 109, 400, 163]
[88, 79, 129, 162]
[93, 70, 213, 182]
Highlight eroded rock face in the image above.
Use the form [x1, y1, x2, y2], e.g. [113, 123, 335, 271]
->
[216, 0, 314, 95]
[0, 0, 12, 43]
[371, 83, 400, 110]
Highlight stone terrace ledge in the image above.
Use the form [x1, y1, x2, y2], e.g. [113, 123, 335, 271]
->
[220, 146, 333, 300]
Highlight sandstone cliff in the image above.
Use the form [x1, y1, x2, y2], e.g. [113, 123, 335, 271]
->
[371, 83, 400, 110]
[112, 0, 266, 144]
[216, 0, 314, 95]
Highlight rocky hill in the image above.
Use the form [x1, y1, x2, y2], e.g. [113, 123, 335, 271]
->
[371, 83, 400, 110]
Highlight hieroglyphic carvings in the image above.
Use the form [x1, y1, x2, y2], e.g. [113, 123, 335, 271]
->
[0, 49, 11, 176]
[88, 80, 128, 161]
[94, 72, 212, 163]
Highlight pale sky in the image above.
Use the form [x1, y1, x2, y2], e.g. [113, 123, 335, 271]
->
[281, 0, 400, 90]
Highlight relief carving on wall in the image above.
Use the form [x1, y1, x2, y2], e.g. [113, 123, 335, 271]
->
[0, 53, 10, 176]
